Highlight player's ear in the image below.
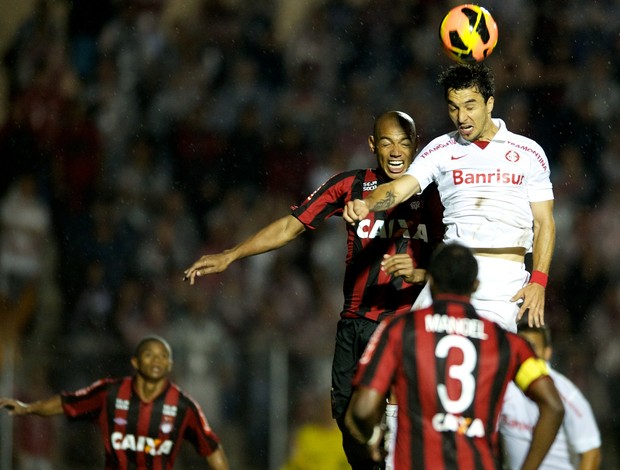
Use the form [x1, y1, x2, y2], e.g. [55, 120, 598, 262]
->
[472, 278, 480, 294]
[368, 135, 376, 153]
[131, 357, 139, 371]
[486, 96, 495, 114]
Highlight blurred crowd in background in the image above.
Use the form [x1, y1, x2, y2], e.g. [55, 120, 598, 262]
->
[1, 0, 619, 468]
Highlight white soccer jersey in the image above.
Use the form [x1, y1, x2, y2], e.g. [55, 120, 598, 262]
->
[499, 367, 601, 469]
[407, 119, 554, 251]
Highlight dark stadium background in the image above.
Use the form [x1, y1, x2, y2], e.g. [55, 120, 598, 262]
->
[0, 0, 618, 468]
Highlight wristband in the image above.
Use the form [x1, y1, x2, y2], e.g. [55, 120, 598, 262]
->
[529, 270, 548, 288]
[367, 425, 383, 447]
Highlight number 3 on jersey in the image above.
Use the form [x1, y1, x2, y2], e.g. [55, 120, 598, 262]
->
[435, 334, 477, 414]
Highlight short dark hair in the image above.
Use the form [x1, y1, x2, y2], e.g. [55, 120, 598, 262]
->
[517, 323, 552, 348]
[134, 335, 173, 359]
[428, 243, 478, 295]
[438, 63, 495, 102]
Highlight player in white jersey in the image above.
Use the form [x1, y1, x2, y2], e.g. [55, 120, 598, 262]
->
[343, 62, 555, 333]
[499, 324, 602, 469]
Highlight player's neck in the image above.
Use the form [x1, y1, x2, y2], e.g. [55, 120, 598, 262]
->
[134, 376, 168, 402]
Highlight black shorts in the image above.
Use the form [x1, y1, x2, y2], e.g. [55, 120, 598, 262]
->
[331, 316, 381, 420]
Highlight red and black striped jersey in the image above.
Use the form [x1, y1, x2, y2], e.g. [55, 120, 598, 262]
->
[61, 376, 221, 470]
[353, 294, 549, 470]
[292, 168, 444, 321]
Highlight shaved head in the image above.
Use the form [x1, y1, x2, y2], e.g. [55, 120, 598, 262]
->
[373, 111, 416, 140]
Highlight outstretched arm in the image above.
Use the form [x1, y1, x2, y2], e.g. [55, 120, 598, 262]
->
[0, 396, 63, 416]
[183, 215, 306, 285]
[520, 376, 564, 470]
[511, 200, 555, 326]
[343, 175, 421, 224]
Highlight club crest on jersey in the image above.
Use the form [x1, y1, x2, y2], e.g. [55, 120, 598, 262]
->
[160, 422, 174, 434]
[505, 150, 520, 163]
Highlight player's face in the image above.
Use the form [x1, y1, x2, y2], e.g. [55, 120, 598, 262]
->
[132, 340, 173, 382]
[446, 86, 496, 142]
[369, 117, 417, 180]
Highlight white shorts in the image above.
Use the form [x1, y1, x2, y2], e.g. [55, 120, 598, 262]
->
[411, 255, 528, 333]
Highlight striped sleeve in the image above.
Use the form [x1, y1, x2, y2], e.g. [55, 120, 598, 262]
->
[61, 378, 112, 420]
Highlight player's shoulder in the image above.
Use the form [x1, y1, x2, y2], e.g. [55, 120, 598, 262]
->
[316, 168, 378, 191]
[417, 132, 459, 160]
[499, 122, 547, 156]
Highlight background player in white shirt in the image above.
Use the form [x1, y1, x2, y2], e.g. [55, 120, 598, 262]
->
[343, 63, 555, 333]
[499, 324, 602, 469]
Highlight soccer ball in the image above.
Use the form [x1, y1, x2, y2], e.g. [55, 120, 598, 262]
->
[439, 4, 498, 63]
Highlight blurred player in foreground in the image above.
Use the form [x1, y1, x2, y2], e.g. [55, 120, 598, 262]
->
[184, 110, 444, 469]
[343, 63, 555, 333]
[345, 243, 564, 469]
[0, 335, 229, 470]
[499, 324, 602, 469]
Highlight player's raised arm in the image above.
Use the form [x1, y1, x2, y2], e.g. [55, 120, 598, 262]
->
[343, 174, 421, 224]
[183, 214, 306, 285]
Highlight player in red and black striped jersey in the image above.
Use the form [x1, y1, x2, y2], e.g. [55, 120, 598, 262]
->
[184, 110, 444, 469]
[0, 336, 229, 470]
[346, 243, 564, 470]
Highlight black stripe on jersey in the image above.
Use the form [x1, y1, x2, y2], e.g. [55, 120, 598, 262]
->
[105, 380, 124, 468]
[125, 387, 143, 469]
[350, 169, 368, 201]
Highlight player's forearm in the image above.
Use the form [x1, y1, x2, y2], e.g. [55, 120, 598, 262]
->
[531, 202, 555, 275]
[206, 447, 230, 470]
[578, 448, 602, 470]
[23, 396, 64, 416]
[226, 215, 305, 261]
[364, 175, 419, 212]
